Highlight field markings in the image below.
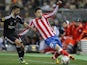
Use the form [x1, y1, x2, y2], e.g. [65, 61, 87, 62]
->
[27, 59, 77, 65]
[28, 59, 55, 64]
[0, 53, 87, 61]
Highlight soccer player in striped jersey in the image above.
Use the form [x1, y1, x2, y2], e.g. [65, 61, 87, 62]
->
[19, 1, 75, 63]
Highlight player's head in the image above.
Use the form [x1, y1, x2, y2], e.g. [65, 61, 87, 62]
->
[35, 7, 42, 18]
[11, 5, 20, 16]
[62, 20, 69, 27]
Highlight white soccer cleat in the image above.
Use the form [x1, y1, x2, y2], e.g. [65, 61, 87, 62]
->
[19, 60, 28, 64]
[19, 57, 28, 64]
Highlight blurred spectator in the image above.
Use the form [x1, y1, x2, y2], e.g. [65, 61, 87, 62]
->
[0, 37, 3, 50]
[41, 2, 50, 11]
[24, 35, 31, 45]
[5, 0, 11, 11]
[0, 0, 5, 11]
[84, 2, 87, 8]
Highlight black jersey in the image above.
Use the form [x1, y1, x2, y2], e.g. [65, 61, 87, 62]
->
[1, 14, 24, 36]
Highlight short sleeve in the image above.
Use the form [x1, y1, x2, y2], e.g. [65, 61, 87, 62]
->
[16, 16, 24, 24]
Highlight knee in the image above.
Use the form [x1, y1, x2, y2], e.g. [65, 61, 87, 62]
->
[15, 39, 22, 44]
[15, 39, 24, 48]
[55, 44, 62, 51]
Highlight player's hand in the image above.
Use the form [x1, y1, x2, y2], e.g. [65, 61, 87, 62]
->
[57, 1, 62, 7]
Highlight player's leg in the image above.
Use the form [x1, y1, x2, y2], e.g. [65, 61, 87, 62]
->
[39, 40, 55, 54]
[54, 37, 75, 60]
[39, 40, 48, 53]
[14, 36, 28, 64]
[52, 51, 60, 64]
[45, 36, 74, 60]
[15, 38, 25, 63]
[5, 36, 28, 64]
[52, 52, 60, 60]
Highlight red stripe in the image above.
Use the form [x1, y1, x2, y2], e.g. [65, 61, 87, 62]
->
[19, 28, 28, 33]
[44, 17, 54, 35]
[45, 17, 55, 35]
[41, 19, 52, 36]
[35, 19, 48, 38]
[29, 21, 33, 26]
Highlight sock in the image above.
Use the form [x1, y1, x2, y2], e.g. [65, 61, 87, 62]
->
[16, 46, 24, 60]
[54, 52, 60, 58]
[44, 47, 55, 53]
[60, 49, 69, 56]
[56, 44, 69, 56]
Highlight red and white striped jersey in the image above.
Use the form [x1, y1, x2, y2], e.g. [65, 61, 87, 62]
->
[19, 6, 59, 40]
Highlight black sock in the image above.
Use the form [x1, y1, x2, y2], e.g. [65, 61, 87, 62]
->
[16, 46, 24, 60]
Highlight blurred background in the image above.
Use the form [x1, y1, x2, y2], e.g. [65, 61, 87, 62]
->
[0, 0, 87, 55]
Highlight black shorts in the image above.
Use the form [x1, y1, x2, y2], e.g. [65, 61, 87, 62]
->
[4, 33, 22, 44]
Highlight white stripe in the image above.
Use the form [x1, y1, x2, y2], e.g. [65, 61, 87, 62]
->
[33, 19, 46, 39]
[28, 60, 55, 64]
[27, 60, 77, 65]
[29, 21, 34, 27]
[19, 29, 29, 36]
[38, 19, 50, 38]
[5, 37, 14, 44]
[42, 17, 54, 36]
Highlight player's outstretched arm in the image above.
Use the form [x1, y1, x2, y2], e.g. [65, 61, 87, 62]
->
[44, 1, 62, 18]
[23, 22, 29, 28]
[19, 21, 34, 36]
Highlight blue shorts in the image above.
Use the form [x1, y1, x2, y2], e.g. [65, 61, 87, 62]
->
[45, 36, 62, 49]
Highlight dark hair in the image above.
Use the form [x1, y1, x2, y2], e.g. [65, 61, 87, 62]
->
[35, 7, 42, 12]
[11, 5, 20, 11]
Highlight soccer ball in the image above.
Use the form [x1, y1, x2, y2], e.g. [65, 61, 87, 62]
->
[61, 56, 70, 65]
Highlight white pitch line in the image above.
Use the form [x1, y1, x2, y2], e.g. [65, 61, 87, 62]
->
[27, 59, 77, 65]
[0, 53, 87, 61]
[28, 60, 55, 64]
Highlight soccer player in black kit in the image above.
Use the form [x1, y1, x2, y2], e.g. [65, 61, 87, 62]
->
[0, 5, 29, 64]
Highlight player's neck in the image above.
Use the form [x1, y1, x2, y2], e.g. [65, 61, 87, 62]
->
[36, 16, 42, 19]
[11, 13, 17, 18]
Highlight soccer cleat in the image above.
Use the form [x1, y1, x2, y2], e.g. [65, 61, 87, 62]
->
[52, 52, 60, 60]
[19, 57, 28, 64]
[19, 60, 28, 64]
[52, 55, 56, 60]
[56, 58, 60, 64]
[52, 56, 60, 64]
[68, 55, 75, 60]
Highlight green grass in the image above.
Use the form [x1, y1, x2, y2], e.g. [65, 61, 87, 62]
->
[0, 52, 87, 65]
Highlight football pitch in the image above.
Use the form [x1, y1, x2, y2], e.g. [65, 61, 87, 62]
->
[0, 52, 87, 65]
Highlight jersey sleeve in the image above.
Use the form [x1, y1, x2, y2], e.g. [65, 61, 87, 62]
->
[18, 20, 34, 36]
[29, 20, 34, 28]
[44, 6, 59, 18]
[16, 16, 24, 24]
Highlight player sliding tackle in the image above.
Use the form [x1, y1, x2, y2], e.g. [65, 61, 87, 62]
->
[19, 1, 75, 63]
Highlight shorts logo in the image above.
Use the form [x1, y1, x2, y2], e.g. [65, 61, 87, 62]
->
[49, 43, 54, 48]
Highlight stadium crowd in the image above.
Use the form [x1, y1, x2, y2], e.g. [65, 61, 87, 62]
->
[0, 0, 87, 17]
[0, 0, 87, 54]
